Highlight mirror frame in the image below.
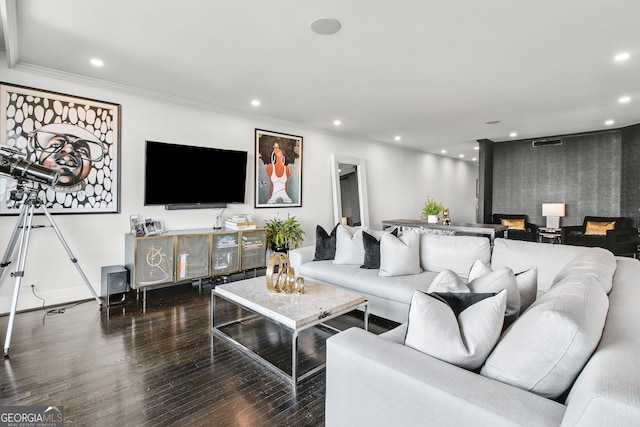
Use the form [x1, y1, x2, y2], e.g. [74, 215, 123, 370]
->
[330, 154, 370, 229]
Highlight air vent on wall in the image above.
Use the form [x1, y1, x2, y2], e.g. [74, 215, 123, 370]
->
[532, 138, 563, 147]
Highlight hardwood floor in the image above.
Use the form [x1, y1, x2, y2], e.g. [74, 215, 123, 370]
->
[0, 282, 397, 426]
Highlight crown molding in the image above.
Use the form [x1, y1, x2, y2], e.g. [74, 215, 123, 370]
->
[0, 0, 18, 67]
[9, 59, 443, 158]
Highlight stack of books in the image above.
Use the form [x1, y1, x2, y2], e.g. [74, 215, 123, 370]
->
[216, 234, 238, 248]
[242, 235, 264, 250]
[225, 214, 257, 230]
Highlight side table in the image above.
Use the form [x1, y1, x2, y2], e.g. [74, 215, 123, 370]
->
[539, 227, 562, 244]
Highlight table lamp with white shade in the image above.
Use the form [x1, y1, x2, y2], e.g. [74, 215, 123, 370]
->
[542, 203, 566, 229]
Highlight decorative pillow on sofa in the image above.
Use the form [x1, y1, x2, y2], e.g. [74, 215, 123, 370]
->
[379, 229, 421, 276]
[514, 268, 538, 314]
[404, 290, 507, 370]
[361, 229, 398, 269]
[480, 276, 609, 399]
[500, 218, 526, 230]
[313, 224, 338, 261]
[427, 270, 471, 293]
[468, 265, 520, 326]
[334, 225, 365, 265]
[584, 220, 616, 236]
[469, 259, 537, 315]
[428, 267, 520, 326]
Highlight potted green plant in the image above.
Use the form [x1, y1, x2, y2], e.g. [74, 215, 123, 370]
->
[264, 215, 305, 252]
[422, 196, 445, 223]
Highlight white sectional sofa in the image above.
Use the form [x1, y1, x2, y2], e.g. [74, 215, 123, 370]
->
[289, 232, 640, 426]
[290, 231, 498, 323]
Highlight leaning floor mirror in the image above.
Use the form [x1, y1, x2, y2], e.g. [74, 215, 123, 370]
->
[330, 154, 370, 229]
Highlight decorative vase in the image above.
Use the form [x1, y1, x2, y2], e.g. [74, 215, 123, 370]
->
[427, 215, 439, 224]
[266, 252, 305, 294]
[271, 243, 289, 253]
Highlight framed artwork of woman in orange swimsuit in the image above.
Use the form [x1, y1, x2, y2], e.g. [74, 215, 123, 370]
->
[255, 129, 302, 208]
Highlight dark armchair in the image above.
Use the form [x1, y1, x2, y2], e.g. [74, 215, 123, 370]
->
[492, 213, 539, 242]
[562, 216, 638, 256]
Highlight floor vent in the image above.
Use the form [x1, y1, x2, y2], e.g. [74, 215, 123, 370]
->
[532, 138, 563, 147]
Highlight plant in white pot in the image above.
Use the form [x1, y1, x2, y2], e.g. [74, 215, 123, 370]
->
[422, 197, 445, 223]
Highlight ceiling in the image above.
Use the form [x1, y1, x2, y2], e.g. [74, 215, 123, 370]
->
[1, 0, 639, 162]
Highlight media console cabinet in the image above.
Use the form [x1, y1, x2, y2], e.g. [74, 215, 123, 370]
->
[125, 228, 267, 307]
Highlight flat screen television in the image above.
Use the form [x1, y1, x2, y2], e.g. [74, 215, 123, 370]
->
[144, 140, 247, 208]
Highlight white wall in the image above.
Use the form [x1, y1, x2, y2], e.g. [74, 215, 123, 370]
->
[0, 62, 478, 313]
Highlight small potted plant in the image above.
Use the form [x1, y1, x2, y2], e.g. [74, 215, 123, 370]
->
[264, 214, 305, 252]
[422, 196, 445, 223]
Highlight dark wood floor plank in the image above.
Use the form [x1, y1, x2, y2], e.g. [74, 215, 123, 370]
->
[0, 282, 398, 426]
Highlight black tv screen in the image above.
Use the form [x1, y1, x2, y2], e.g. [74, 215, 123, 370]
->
[144, 140, 247, 207]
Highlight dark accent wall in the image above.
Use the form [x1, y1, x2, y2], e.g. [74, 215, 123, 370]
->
[620, 123, 640, 226]
[477, 139, 494, 223]
[483, 125, 640, 228]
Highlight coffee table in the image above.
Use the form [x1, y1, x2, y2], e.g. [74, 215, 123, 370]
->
[211, 276, 368, 385]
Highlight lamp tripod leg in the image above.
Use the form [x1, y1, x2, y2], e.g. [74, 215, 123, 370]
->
[0, 206, 28, 281]
[40, 205, 102, 306]
[3, 203, 36, 357]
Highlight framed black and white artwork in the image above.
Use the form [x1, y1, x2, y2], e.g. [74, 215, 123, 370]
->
[0, 82, 121, 214]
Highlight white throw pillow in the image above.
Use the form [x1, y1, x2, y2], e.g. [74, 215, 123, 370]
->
[515, 267, 538, 314]
[429, 267, 519, 326]
[470, 259, 537, 316]
[379, 229, 421, 276]
[333, 225, 365, 265]
[481, 276, 609, 399]
[468, 266, 520, 326]
[427, 270, 470, 293]
[404, 290, 507, 370]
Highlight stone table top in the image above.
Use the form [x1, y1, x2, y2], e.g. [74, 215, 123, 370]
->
[213, 276, 366, 330]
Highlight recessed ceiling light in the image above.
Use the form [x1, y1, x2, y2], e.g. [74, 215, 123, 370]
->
[474, 146, 479, 150]
[441, 149, 447, 154]
[90, 58, 103, 67]
[614, 52, 630, 62]
[333, 120, 341, 126]
[394, 136, 401, 141]
[605, 119, 615, 126]
[251, 99, 260, 107]
[619, 96, 631, 103]
[459, 154, 464, 158]
[510, 132, 518, 138]
[310, 18, 341, 35]
[472, 157, 477, 161]
[485, 120, 501, 125]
